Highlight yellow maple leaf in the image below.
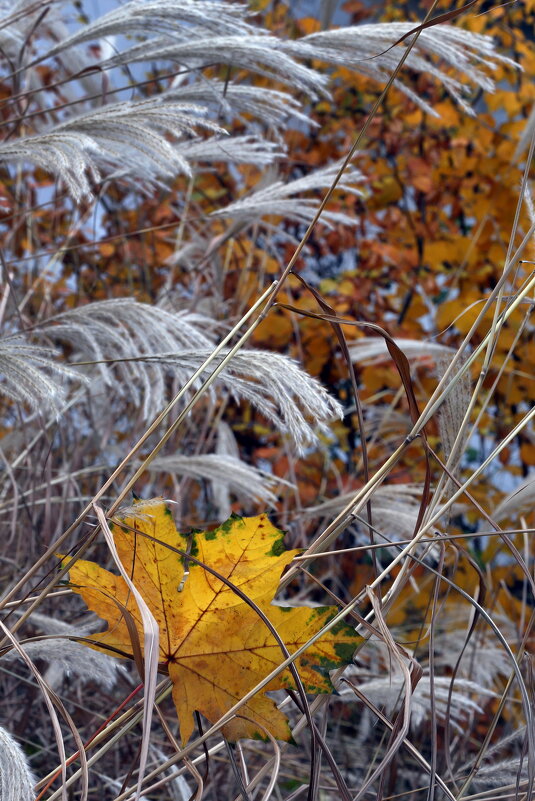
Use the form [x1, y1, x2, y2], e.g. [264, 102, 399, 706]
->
[63, 499, 360, 743]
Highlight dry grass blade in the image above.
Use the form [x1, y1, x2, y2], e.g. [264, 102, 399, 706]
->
[340, 676, 457, 801]
[347, 589, 419, 801]
[350, 337, 455, 365]
[304, 484, 437, 551]
[94, 504, 159, 801]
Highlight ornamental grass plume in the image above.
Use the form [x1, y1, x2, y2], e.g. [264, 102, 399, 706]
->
[0, 726, 35, 801]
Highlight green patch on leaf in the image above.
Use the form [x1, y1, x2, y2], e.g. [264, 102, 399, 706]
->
[267, 536, 286, 557]
[218, 516, 241, 536]
[251, 730, 269, 742]
[334, 640, 356, 663]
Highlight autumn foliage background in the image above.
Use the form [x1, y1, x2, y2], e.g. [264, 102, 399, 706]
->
[1, 0, 535, 798]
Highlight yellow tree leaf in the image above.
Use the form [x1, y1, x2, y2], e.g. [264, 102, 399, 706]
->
[63, 499, 360, 744]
